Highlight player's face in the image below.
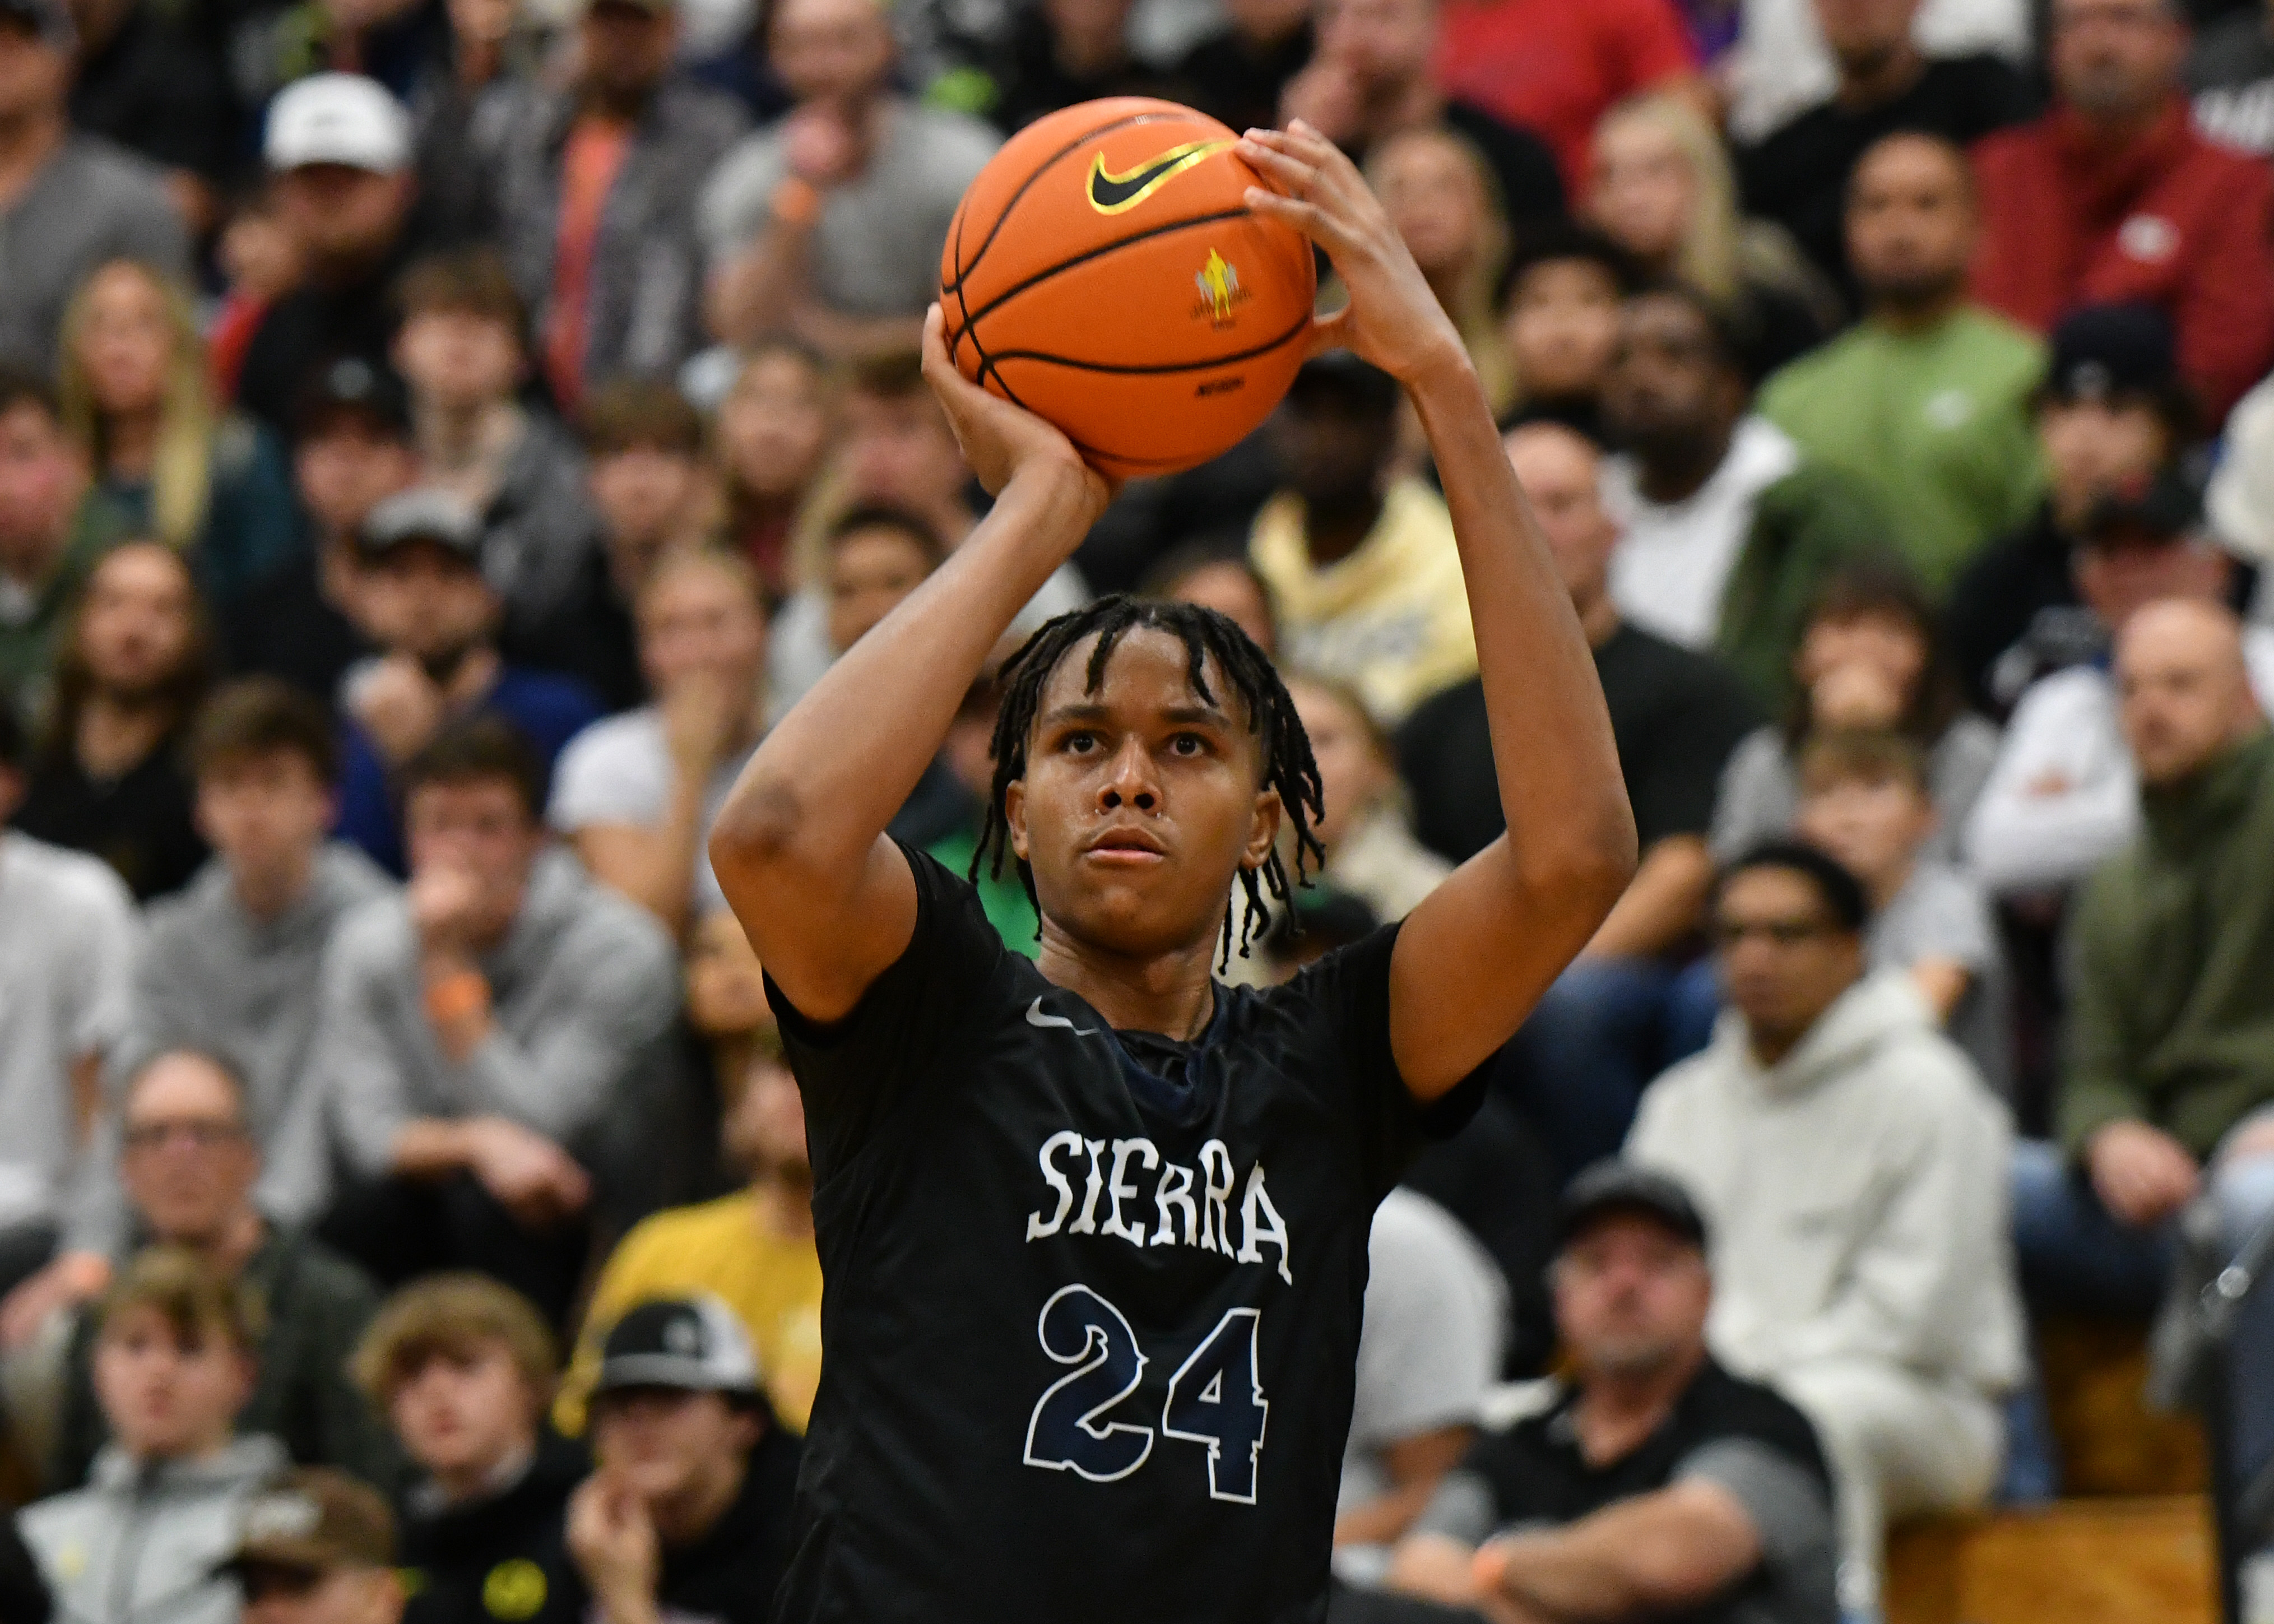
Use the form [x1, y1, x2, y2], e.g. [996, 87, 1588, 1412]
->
[1007, 629, 1280, 962]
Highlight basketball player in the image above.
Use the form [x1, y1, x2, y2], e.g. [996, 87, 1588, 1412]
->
[708, 121, 1635, 1621]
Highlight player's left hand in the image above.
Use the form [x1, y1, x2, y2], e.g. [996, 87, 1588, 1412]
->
[1237, 121, 1470, 389]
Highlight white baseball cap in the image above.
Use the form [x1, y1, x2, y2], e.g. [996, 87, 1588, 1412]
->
[265, 73, 412, 175]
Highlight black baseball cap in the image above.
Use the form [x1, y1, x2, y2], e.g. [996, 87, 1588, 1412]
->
[2078, 468, 2205, 548]
[293, 356, 411, 439]
[358, 488, 484, 563]
[1559, 1161, 1709, 1251]
[2044, 303, 2177, 405]
[593, 1298, 764, 1400]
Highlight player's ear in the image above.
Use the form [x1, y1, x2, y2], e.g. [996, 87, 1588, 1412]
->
[1241, 787, 1282, 871]
[1006, 778, 1031, 861]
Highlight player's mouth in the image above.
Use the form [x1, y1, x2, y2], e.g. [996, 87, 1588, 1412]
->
[1083, 826, 1169, 867]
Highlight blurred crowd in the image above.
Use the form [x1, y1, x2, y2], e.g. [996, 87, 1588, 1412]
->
[3, 0, 2274, 1617]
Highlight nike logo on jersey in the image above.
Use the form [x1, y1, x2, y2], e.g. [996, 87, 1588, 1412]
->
[1026, 996, 1104, 1037]
[1025, 1130, 1294, 1283]
[1086, 138, 1235, 214]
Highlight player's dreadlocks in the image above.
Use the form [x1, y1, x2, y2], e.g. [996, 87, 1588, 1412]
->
[972, 595, 1325, 967]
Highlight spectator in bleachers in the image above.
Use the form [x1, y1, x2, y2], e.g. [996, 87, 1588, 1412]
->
[1279, 0, 1564, 228]
[1962, 479, 2274, 897]
[2208, 361, 2274, 567]
[1758, 133, 2045, 596]
[477, 0, 748, 412]
[549, 549, 768, 934]
[314, 719, 679, 1326]
[337, 489, 601, 876]
[824, 505, 942, 661]
[48, 1050, 392, 1491]
[208, 189, 304, 405]
[1366, 128, 1515, 412]
[0, 368, 134, 723]
[2190, 0, 2274, 152]
[1599, 283, 1890, 708]
[226, 360, 413, 706]
[0, 700, 137, 1325]
[1147, 546, 1280, 657]
[1493, 225, 1639, 440]
[565, 1298, 801, 1624]
[226, 1468, 405, 1624]
[15, 541, 209, 899]
[1628, 842, 2022, 1616]
[17, 1249, 279, 1624]
[986, 0, 1187, 133]
[1178, 0, 1312, 137]
[556, 1046, 822, 1437]
[683, 902, 778, 1084]
[1946, 304, 2194, 717]
[69, 683, 388, 1259]
[352, 1275, 583, 1624]
[1335, 1187, 1505, 1576]
[58, 259, 300, 609]
[1793, 728, 2012, 1093]
[1403, 423, 1755, 1176]
[391, 252, 595, 646]
[0, 0, 189, 378]
[1291, 674, 1450, 921]
[702, 0, 999, 357]
[1367, 1162, 1837, 1624]
[235, 76, 428, 437]
[1729, 0, 2031, 142]
[1582, 95, 1839, 381]
[1713, 557, 1998, 866]
[1738, 0, 2036, 300]
[2015, 602, 2274, 1351]
[514, 382, 711, 713]
[714, 341, 833, 601]
[1250, 354, 1476, 725]
[1427, 0, 1697, 195]
[64, 0, 237, 235]
[1971, 0, 2274, 423]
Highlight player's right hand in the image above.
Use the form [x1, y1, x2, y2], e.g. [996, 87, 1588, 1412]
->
[921, 304, 1115, 519]
[1237, 122, 1472, 391]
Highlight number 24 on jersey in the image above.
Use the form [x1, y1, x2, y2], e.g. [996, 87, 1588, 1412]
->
[1022, 1286, 1270, 1502]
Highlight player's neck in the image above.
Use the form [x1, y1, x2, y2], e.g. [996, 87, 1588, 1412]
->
[1036, 924, 1218, 1042]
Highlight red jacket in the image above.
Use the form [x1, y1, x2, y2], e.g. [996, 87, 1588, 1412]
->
[1970, 100, 2274, 423]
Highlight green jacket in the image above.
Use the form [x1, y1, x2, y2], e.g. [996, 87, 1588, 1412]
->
[2060, 729, 2274, 1160]
[53, 1227, 401, 1494]
[1714, 462, 1896, 713]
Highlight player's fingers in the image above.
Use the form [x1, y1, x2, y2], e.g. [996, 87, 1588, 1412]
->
[1280, 119, 1370, 191]
[1236, 136, 1319, 198]
[1305, 305, 1353, 359]
[1243, 186, 1358, 255]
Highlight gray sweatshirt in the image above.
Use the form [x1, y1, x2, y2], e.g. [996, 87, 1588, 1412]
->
[314, 848, 680, 1177]
[17, 1434, 285, 1624]
[67, 846, 395, 1254]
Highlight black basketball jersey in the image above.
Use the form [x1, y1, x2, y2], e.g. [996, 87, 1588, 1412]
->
[764, 846, 1475, 1623]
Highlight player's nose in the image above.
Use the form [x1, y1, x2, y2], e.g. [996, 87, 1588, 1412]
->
[1096, 735, 1161, 811]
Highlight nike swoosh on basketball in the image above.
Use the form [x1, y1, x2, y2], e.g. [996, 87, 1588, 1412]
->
[1086, 138, 1234, 214]
[1026, 996, 1104, 1037]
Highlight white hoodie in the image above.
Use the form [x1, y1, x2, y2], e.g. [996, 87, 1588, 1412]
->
[1627, 973, 2025, 1398]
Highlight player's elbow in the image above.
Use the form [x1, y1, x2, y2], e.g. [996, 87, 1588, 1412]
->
[708, 773, 811, 887]
[1517, 793, 1639, 925]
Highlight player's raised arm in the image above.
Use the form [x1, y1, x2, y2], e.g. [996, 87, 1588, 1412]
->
[707, 318, 1112, 1023]
[1242, 123, 1637, 1101]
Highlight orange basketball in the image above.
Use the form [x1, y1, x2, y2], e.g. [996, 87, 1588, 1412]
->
[940, 98, 1319, 481]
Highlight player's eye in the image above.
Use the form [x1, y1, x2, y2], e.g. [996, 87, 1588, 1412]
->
[1061, 730, 1098, 754]
[1167, 732, 1209, 757]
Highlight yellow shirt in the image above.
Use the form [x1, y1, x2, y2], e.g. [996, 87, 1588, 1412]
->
[1248, 477, 1478, 725]
[554, 1190, 824, 1435]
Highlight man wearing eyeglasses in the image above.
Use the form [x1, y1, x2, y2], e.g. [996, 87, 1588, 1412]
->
[42, 1050, 396, 1493]
[1624, 841, 2023, 1621]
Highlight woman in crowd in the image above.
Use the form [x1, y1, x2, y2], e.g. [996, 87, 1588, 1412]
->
[1143, 544, 1279, 659]
[1711, 556, 2000, 865]
[58, 259, 299, 608]
[1366, 128, 1514, 412]
[1582, 93, 1837, 378]
[1287, 672, 1450, 922]
[712, 341, 836, 601]
[1492, 225, 1637, 444]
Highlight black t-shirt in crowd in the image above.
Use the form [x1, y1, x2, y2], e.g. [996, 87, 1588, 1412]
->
[1943, 502, 2087, 719]
[1398, 622, 1759, 866]
[1442, 1359, 1839, 1624]
[1178, 22, 1315, 141]
[400, 1435, 587, 1624]
[15, 732, 208, 901]
[765, 845, 1477, 1623]
[639, 1423, 802, 1624]
[225, 541, 374, 708]
[1738, 54, 2039, 300]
